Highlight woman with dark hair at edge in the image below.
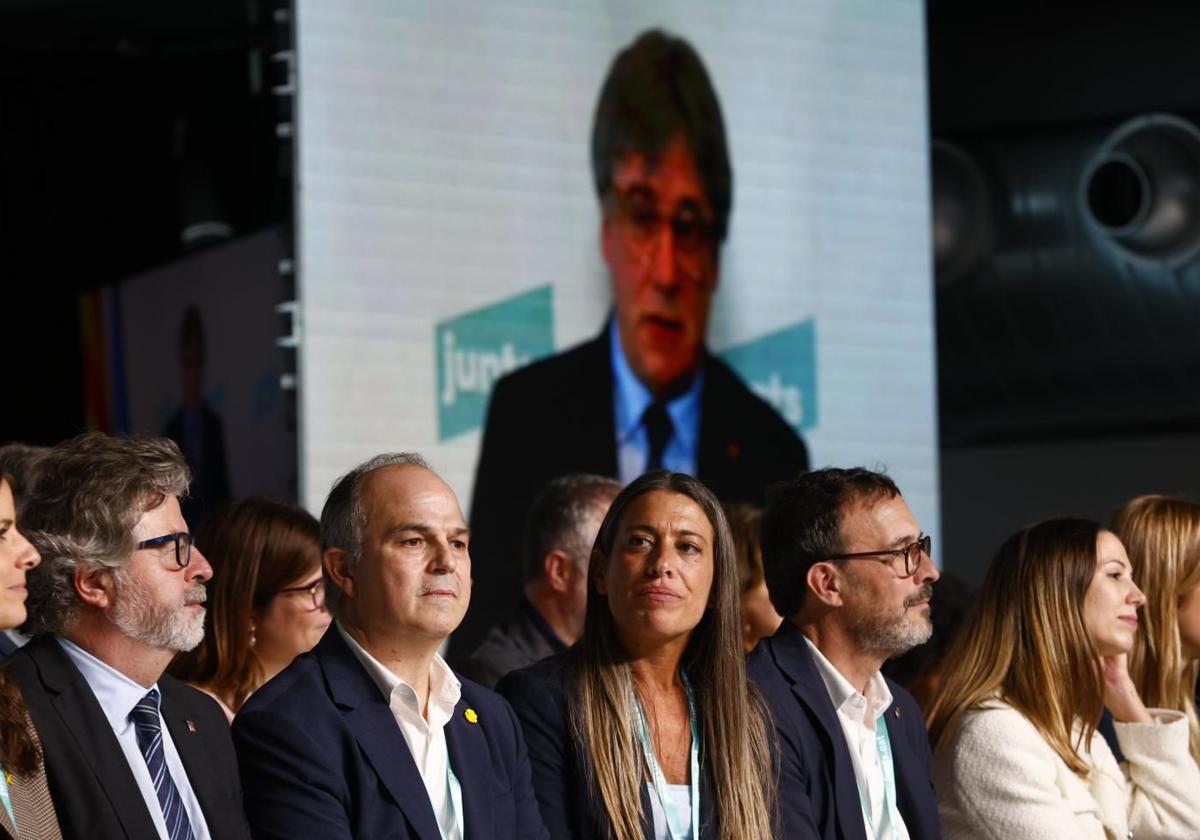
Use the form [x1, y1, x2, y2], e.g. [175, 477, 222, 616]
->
[926, 517, 1200, 839]
[0, 474, 61, 838]
[170, 496, 330, 720]
[498, 470, 775, 840]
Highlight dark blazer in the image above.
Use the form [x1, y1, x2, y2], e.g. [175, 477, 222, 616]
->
[745, 622, 941, 840]
[163, 403, 231, 527]
[232, 626, 548, 840]
[460, 327, 809, 653]
[3, 634, 251, 840]
[496, 655, 718, 840]
[455, 598, 565, 689]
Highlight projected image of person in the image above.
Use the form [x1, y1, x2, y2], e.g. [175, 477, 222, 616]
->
[466, 28, 809, 652]
[162, 306, 230, 527]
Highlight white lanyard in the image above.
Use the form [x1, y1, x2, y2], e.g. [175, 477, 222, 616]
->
[443, 763, 464, 840]
[857, 714, 900, 840]
[630, 669, 701, 840]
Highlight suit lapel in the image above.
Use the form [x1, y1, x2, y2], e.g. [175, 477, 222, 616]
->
[160, 679, 228, 836]
[884, 704, 931, 839]
[580, 328, 619, 477]
[695, 356, 741, 495]
[770, 626, 869, 840]
[28, 637, 159, 839]
[320, 631, 443, 840]
[445, 697, 490, 840]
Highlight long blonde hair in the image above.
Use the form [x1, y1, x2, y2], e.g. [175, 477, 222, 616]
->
[1110, 495, 1200, 762]
[925, 518, 1105, 776]
[568, 471, 775, 840]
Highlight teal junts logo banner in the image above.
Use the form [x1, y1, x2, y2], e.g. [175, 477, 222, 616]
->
[719, 319, 817, 431]
[435, 286, 555, 441]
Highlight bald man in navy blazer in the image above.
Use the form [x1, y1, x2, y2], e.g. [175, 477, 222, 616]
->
[233, 453, 547, 840]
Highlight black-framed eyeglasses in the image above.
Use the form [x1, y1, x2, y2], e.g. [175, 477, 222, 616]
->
[608, 187, 716, 272]
[277, 578, 326, 611]
[134, 532, 195, 569]
[828, 534, 931, 578]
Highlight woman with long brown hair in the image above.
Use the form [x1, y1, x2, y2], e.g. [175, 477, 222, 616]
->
[1110, 495, 1200, 764]
[170, 496, 330, 719]
[498, 471, 775, 840]
[0, 474, 61, 838]
[926, 517, 1200, 839]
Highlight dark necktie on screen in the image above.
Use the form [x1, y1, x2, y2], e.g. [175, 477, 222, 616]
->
[642, 401, 673, 473]
[130, 689, 196, 840]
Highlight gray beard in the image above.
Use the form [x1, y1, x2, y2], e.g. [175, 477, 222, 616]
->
[110, 571, 207, 652]
[849, 584, 934, 657]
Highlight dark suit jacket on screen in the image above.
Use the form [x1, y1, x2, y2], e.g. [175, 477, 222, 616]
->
[497, 655, 719, 840]
[745, 622, 941, 840]
[3, 634, 251, 840]
[462, 327, 809, 652]
[232, 626, 548, 840]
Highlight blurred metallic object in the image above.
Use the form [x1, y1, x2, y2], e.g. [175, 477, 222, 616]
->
[1081, 114, 1200, 267]
[932, 140, 995, 288]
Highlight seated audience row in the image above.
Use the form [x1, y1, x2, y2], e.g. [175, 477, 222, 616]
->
[3, 430, 1200, 840]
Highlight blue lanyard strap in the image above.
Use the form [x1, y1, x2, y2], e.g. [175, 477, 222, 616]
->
[857, 714, 900, 840]
[630, 668, 701, 840]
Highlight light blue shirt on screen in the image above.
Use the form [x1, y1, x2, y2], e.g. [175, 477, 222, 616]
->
[609, 319, 704, 484]
[56, 635, 212, 840]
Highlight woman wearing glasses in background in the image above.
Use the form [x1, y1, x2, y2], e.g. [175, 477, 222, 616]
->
[171, 497, 330, 721]
[926, 518, 1200, 839]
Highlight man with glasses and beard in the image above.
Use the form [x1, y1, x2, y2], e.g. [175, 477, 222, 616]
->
[6, 433, 251, 840]
[747, 468, 942, 840]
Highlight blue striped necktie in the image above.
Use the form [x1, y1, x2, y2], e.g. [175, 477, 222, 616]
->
[130, 688, 196, 840]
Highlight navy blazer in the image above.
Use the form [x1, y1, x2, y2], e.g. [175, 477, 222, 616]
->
[497, 655, 719, 840]
[232, 626, 547, 840]
[745, 623, 941, 840]
[4, 634, 251, 840]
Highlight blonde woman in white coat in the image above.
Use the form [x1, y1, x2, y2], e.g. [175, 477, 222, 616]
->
[925, 517, 1200, 840]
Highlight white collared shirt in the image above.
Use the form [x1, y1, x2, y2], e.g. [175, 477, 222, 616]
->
[804, 636, 910, 840]
[55, 635, 212, 840]
[337, 623, 463, 840]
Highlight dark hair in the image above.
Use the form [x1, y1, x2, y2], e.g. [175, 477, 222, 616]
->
[521, 474, 621, 583]
[761, 467, 900, 618]
[591, 29, 733, 242]
[0, 444, 48, 515]
[724, 502, 765, 595]
[169, 496, 320, 711]
[0, 474, 39, 776]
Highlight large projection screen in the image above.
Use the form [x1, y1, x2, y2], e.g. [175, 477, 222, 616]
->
[296, 2, 939, 549]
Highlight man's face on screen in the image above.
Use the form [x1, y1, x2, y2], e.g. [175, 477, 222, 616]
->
[602, 135, 718, 397]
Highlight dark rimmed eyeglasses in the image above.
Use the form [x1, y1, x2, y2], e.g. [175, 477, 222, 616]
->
[828, 534, 931, 578]
[134, 532, 195, 569]
[277, 578, 326, 611]
[608, 187, 717, 276]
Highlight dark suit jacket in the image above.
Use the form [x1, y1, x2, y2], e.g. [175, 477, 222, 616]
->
[163, 403, 231, 527]
[3, 634, 251, 840]
[461, 327, 809, 653]
[455, 598, 565, 689]
[745, 622, 941, 840]
[232, 626, 548, 840]
[497, 655, 718, 840]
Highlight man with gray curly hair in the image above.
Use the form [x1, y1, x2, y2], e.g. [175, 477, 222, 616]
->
[5, 432, 251, 840]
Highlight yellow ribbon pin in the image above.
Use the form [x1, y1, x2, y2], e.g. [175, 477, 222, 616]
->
[464, 708, 478, 724]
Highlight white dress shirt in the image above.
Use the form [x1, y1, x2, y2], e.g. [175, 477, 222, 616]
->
[804, 636, 910, 840]
[337, 623, 463, 840]
[56, 635, 212, 840]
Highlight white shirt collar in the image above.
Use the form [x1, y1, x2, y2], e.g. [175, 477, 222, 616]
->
[336, 622, 461, 725]
[803, 634, 893, 727]
[56, 634, 160, 731]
